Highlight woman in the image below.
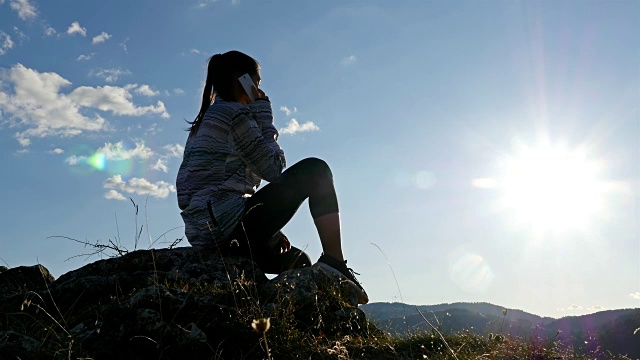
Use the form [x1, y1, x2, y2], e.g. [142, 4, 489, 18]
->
[176, 50, 367, 304]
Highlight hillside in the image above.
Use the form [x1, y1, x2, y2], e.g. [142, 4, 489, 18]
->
[1, 251, 636, 359]
[362, 302, 640, 358]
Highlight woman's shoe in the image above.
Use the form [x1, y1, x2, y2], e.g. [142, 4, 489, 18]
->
[314, 254, 369, 304]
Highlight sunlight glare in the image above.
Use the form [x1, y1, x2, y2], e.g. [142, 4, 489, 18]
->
[498, 144, 604, 232]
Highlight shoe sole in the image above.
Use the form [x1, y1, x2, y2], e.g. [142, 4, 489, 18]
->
[312, 263, 369, 304]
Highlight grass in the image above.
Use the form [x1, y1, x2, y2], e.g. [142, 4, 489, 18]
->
[1, 199, 635, 359]
[5, 262, 631, 359]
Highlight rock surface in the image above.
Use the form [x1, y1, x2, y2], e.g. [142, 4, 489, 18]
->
[0, 247, 369, 359]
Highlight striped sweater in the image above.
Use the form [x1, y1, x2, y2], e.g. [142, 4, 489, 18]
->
[176, 97, 285, 247]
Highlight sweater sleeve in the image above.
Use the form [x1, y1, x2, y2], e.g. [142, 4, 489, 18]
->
[230, 104, 285, 182]
[248, 98, 280, 145]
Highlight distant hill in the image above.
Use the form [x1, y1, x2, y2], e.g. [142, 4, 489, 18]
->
[361, 302, 640, 358]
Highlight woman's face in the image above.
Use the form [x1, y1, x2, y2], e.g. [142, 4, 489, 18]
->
[252, 73, 261, 88]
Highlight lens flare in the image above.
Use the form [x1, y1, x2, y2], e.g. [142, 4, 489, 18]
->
[414, 170, 436, 190]
[107, 158, 134, 176]
[65, 141, 155, 179]
[87, 152, 106, 170]
[449, 252, 494, 293]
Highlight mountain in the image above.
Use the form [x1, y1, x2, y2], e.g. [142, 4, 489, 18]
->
[361, 302, 640, 358]
[361, 302, 552, 335]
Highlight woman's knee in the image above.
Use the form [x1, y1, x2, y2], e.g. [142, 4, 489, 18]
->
[297, 157, 333, 180]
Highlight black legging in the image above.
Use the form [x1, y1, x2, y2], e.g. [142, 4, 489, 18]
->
[221, 157, 339, 274]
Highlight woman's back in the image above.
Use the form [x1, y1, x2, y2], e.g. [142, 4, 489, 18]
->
[176, 96, 283, 246]
[177, 98, 261, 211]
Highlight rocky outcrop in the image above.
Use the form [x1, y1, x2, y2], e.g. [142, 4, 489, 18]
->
[0, 247, 370, 359]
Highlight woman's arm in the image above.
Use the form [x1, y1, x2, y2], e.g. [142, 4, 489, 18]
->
[230, 103, 285, 182]
[248, 98, 280, 147]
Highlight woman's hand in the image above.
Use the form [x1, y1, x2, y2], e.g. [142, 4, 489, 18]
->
[251, 86, 269, 101]
[271, 231, 291, 254]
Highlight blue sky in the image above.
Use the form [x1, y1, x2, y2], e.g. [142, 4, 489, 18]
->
[0, 0, 638, 318]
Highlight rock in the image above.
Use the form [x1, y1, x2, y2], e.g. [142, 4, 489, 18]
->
[50, 247, 267, 310]
[0, 247, 370, 359]
[264, 265, 367, 336]
[0, 264, 55, 298]
[0, 330, 40, 358]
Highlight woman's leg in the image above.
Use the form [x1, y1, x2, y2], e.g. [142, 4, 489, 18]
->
[224, 230, 310, 274]
[237, 157, 344, 270]
[231, 157, 368, 303]
[313, 213, 344, 261]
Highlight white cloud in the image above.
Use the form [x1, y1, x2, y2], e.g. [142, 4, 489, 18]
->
[44, 27, 57, 37]
[0, 64, 170, 146]
[163, 144, 184, 158]
[69, 85, 169, 118]
[10, 0, 37, 20]
[91, 68, 131, 83]
[630, 292, 640, 300]
[12, 26, 28, 41]
[97, 141, 154, 160]
[560, 304, 604, 312]
[77, 53, 94, 61]
[173, 88, 185, 95]
[104, 189, 127, 201]
[151, 144, 183, 172]
[341, 55, 357, 66]
[65, 155, 87, 165]
[0, 64, 107, 146]
[134, 85, 159, 97]
[0, 32, 14, 56]
[195, 0, 239, 6]
[190, 48, 202, 54]
[279, 105, 297, 117]
[48, 148, 64, 154]
[92, 32, 111, 45]
[142, 122, 162, 136]
[119, 37, 129, 53]
[279, 118, 320, 135]
[17, 137, 30, 146]
[104, 174, 176, 199]
[67, 21, 87, 37]
[152, 158, 168, 173]
[195, 0, 215, 8]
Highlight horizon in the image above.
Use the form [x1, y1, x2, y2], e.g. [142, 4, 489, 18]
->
[0, 0, 638, 318]
[363, 301, 638, 320]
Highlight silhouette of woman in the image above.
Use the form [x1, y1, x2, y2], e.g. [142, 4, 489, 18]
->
[176, 50, 367, 304]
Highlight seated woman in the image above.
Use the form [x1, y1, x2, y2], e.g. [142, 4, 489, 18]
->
[176, 50, 367, 304]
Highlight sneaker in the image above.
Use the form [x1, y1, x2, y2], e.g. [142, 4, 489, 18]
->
[314, 254, 369, 304]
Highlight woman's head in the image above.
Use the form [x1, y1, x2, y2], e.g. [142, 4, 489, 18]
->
[207, 51, 260, 102]
[189, 50, 260, 135]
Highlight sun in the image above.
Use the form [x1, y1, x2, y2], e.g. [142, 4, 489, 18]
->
[496, 143, 605, 232]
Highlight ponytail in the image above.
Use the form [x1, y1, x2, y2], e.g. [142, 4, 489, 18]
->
[188, 55, 221, 137]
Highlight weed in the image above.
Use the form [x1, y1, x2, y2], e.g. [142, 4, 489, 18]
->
[3, 200, 635, 359]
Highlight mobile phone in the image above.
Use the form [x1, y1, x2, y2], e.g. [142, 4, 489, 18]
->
[238, 73, 256, 102]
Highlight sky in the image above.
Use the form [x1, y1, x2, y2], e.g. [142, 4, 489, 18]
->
[0, 0, 638, 318]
